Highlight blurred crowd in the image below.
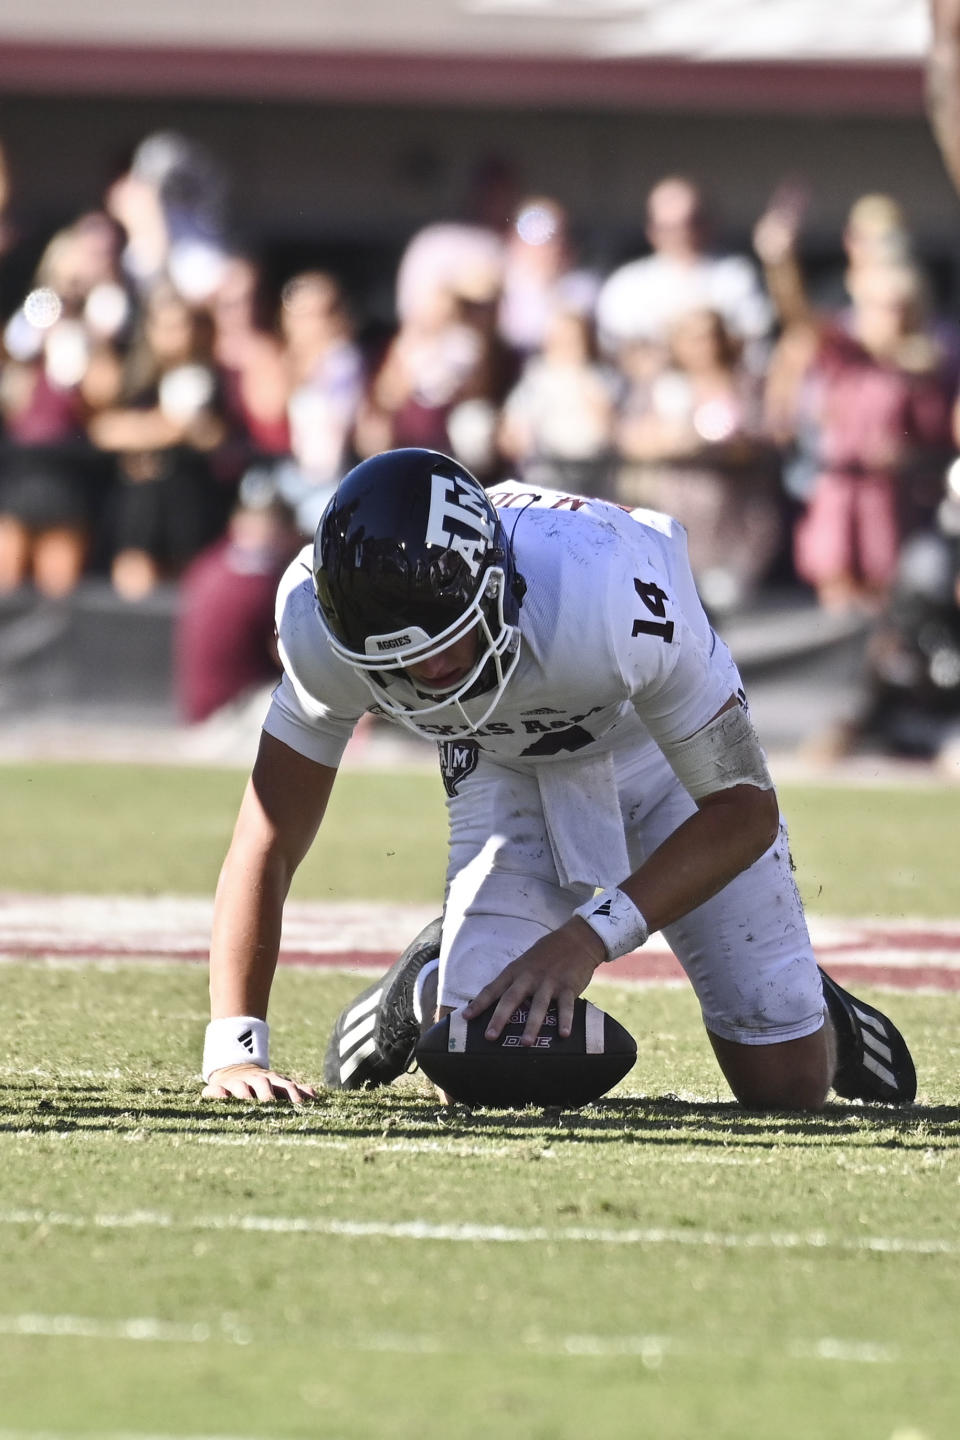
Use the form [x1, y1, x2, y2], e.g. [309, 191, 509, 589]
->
[1, 131, 959, 758]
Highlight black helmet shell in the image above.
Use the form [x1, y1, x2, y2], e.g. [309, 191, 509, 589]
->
[314, 448, 519, 654]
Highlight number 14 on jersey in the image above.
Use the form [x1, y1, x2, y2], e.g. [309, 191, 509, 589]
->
[632, 578, 675, 643]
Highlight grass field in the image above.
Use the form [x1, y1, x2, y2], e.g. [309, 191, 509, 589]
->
[1, 763, 959, 1440]
[1, 761, 959, 915]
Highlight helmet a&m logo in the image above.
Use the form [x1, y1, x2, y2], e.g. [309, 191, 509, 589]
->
[425, 471, 494, 578]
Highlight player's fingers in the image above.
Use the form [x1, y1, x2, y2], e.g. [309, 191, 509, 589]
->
[556, 988, 577, 1040]
[484, 983, 528, 1040]
[247, 1074, 286, 1102]
[271, 1076, 317, 1105]
[463, 973, 512, 1021]
[202, 1079, 258, 1101]
[521, 987, 552, 1045]
[254, 1071, 318, 1104]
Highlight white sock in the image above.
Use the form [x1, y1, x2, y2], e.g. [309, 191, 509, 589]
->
[412, 957, 440, 1024]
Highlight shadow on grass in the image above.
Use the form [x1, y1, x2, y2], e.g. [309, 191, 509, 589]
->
[1, 1079, 958, 1149]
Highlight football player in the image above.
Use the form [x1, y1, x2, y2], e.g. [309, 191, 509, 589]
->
[201, 448, 916, 1109]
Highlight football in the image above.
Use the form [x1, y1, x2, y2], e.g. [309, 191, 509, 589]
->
[415, 996, 637, 1108]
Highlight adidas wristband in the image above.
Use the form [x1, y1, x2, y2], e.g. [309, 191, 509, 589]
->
[202, 1017, 269, 1081]
[573, 887, 649, 962]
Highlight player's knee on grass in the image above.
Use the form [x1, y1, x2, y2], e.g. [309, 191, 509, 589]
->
[708, 1026, 833, 1111]
[692, 909, 828, 1112]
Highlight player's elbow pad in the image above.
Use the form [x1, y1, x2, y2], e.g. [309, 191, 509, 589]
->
[661, 703, 774, 803]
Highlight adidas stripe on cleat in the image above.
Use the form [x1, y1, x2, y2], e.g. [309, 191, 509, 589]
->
[819, 967, 917, 1105]
[323, 917, 442, 1089]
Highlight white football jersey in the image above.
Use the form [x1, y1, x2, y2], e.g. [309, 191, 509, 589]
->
[263, 481, 739, 772]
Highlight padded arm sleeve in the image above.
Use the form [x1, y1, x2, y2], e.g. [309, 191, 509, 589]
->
[656, 702, 773, 800]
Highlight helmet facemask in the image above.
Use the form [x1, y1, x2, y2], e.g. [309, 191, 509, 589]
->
[325, 563, 521, 736]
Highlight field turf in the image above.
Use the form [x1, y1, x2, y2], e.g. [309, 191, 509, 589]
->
[1, 763, 959, 1440]
[0, 760, 958, 915]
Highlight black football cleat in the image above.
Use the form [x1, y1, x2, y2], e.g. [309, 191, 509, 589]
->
[819, 967, 917, 1104]
[323, 917, 442, 1089]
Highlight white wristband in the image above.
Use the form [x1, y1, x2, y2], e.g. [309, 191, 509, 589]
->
[573, 887, 649, 961]
[202, 1017, 270, 1081]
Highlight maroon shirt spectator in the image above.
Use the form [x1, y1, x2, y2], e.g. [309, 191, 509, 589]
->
[792, 272, 955, 614]
[174, 492, 299, 723]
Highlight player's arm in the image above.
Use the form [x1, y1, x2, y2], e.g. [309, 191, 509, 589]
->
[606, 698, 778, 931]
[928, 0, 960, 197]
[202, 730, 338, 1103]
[465, 696, 778, 1044]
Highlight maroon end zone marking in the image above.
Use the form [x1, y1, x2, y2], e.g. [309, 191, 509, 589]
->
[4, 943, 960, 990]
[825, 930, 960, 954]
[602, 952, 960, 991]
[820, 962, 960, 991]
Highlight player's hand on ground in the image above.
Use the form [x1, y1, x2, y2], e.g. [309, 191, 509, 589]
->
[201, 1063, 317, 1104]
[462, 919, 606, 1045]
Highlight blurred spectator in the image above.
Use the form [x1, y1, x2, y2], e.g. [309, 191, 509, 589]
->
[88, 282, 228, 600]
[758, 186, 893, 503]
[37, 211, 132, 334]
[616, 307, 782, 614]
[595, 175, 773, 373]
[3, 210, 129, 379]
[355, 283, 493, 461]
[755, 185, 921, 341]
[843, 192, 913, 276]
[105, 131, 230, 306]
[393, 155, 520, 327]
[0, 370, 93, 598]
[386, 161, 522, 481]
[272, 270, 365, 536]
[759, 185, 914, 318]
[209, 254, 291, 468]
[174, 469, 300, 724]
[445, 278, 519, 483]
[498, 302, 617, 497]
[0, 214, 131, 597]
[394, 222, 504, 330]
[798, 265, 954, 614]
[497, 196, 600, 358]
[756, 197, 957, 616]
[3, 210, 132, 367]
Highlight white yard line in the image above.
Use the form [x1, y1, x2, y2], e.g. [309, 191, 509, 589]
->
[0, 1314, 249, 1345]
[0, 1316, 903, 1368]
[205, 1135, 516, 1158]
[1, 1207, 956, 1256]
[0, 1432, 269, 1440]
[195, 1135, 765, 1165]
[0, 1127, 934, 1173]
